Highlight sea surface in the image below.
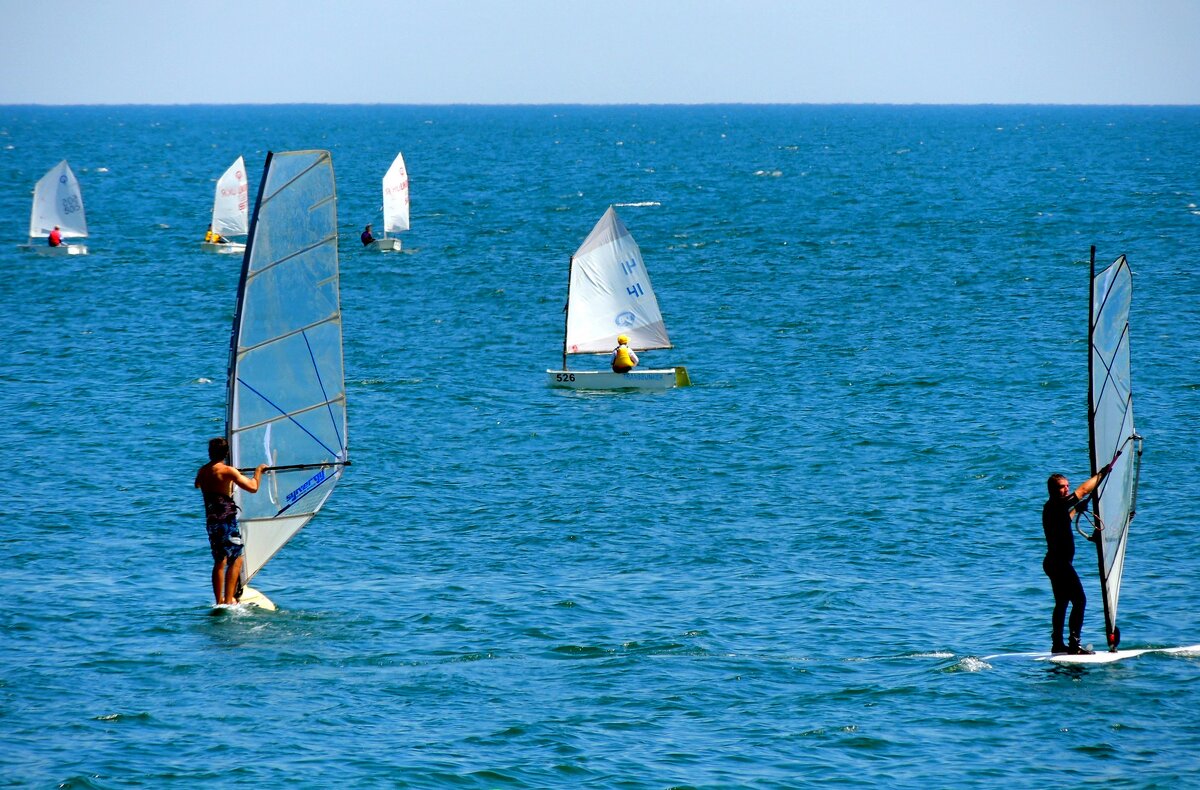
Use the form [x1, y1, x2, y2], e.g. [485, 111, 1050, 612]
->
[1, 105, 1199, 788]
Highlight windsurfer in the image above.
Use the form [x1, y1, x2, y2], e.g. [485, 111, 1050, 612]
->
[1042, 463, 1112, 654]
[360, 223, 374, 246]
[194, 437, 267, 605]
[611, 334, 639, 373]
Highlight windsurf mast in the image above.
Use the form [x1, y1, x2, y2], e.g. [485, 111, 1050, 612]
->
[1087, 246, 1142, 652]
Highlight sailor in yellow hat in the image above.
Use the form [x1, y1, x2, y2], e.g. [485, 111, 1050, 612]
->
[610, 333, 639, 373]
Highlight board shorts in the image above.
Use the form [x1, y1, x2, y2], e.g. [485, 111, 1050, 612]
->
[206, 518, 245, 562]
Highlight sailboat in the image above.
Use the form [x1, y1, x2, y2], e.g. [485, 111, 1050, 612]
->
[366, 151, 409, 252]
[547, 206, 690, 390]
[225, 150, 350, 611]
[26, 160, 88, 255]
[201, 156, 249, 254]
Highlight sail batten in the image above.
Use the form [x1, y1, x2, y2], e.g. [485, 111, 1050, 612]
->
[236, 312, 340, 357]
[564, 206, 672, 355]
[1088, 250, 1141, 650]
[228, 150, 348, 586]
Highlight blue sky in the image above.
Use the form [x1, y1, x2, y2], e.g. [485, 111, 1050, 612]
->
[3, 0, 1198, 104]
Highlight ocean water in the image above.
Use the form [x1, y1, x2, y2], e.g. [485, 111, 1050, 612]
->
[2, 104, 1199, 788]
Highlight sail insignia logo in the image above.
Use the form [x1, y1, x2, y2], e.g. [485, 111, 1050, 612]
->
[286, 468, 328, 505]
[614, 311, 636, 327]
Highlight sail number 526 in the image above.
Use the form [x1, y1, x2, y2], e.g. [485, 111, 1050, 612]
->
[555, 373, 576, 382]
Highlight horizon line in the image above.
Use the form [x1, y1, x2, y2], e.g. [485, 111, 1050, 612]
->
[2, 101, 1199, 109]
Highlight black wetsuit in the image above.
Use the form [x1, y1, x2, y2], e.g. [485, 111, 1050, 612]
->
[1042, 493, 1088, 649]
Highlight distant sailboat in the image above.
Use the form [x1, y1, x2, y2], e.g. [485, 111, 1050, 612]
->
[201, 156, 249, 254]
[1084, 246, 1143, 652]
[225, 150, 350, 610]
[547, 206, 690, 390]
[26, 160, 88, 255]
[367, 151, 409, 252]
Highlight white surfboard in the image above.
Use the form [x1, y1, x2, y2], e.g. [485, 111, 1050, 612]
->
[984, 644, 1200, 664]
[236, 585, 277, 611]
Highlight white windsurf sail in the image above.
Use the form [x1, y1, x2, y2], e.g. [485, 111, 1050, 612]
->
[211, 156, 250, 237]
[382, 151, 410, 234]
[227, 150, 349, 586]
[563, 206, 671, 359]
[29, 160, 87, 239]
[1087, 248, 1142, 651]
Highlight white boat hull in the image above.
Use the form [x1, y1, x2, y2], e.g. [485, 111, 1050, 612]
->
[368, 237, 402, 252]
[27, 243, 88, 256]
[547, 367, 690, 390]
[201, 241, 246, 254]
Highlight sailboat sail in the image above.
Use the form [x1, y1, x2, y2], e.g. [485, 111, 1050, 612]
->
[211, 156, 250, 237]
[1088, 249, 1142, 650]
[564, 206, 671, 356]
[29, 160, 87, 239]
[227, 150, 349, 585]
[381, 152, 410, 234]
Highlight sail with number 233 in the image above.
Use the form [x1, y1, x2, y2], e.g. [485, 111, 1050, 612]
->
[226, 150, 350, 609]
[1085, 247, 1142, 652]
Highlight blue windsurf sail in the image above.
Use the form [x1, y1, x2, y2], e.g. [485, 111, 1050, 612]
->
[226, 150, 349, 584]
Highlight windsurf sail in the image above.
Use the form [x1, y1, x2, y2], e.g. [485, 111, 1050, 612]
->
[29, 160, 87, 239]
[227, 150, 349, 585]
[211, 156, 250, 238]
[1087, 247, 1142, 651]
[563, 206, 671, 364]
[381, 152, 410, 235]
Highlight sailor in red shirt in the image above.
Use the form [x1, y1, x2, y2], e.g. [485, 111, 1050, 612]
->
[48, 225, 62, 247]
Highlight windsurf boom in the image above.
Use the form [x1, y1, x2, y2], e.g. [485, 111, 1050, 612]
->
[1085, 247, 1142, 651]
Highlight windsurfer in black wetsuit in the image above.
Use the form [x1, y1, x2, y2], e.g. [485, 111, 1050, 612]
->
[194, 437, 267, 605]
[1042, 463, 1112, 655]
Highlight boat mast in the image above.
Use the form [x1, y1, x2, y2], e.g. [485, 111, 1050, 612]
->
[561, 255, 574, 370]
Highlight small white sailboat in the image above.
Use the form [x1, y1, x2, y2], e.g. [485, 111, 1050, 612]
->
[547, 206, 690, 390]
[225, 150, 350, 610]
[201, 156, 249, 254]
[367, 151, 409, 252]
[26, 160, 88, 255]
